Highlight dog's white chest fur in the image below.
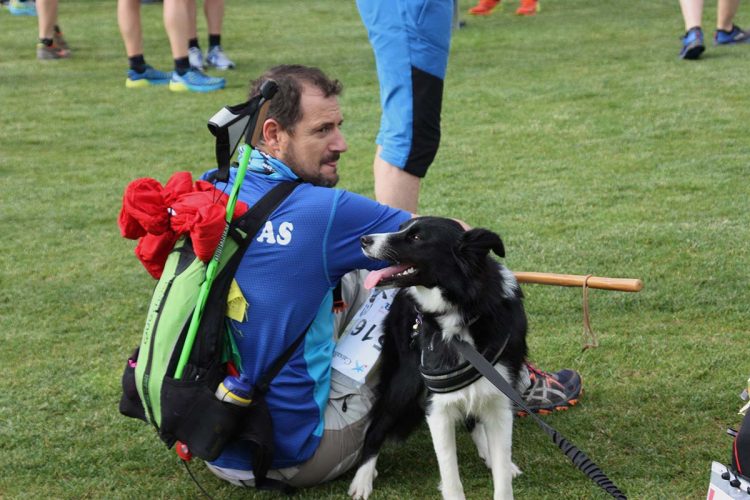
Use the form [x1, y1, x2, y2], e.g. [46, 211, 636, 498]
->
[407, 287, 475, 344]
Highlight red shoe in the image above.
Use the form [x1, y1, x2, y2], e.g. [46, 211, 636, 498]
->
[468, 0, 500, 16]
[515, 0, 539, 16]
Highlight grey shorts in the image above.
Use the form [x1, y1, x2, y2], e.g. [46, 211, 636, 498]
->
[207, 270, 383, 488]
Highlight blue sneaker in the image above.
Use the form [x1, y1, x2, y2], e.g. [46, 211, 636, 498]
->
[126, 65, 171, 88]
[714, 24, 750, 45]
[9, 0, 36, 15]
[169, 68, 225, 93]
[680, 26, 705, 60]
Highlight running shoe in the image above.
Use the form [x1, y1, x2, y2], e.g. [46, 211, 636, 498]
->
[37, 42, 69, 60]
[468, 0, 500, 16]
[516, 0, 539, 16]
[206, 45, 235, 70]
[169, 68, 225, 93]
[126, 65, 171, 88]
[188, 46, 204, 70]
[9, 0, 36, 15]
[53, 28, 69, 51]
[516, 363, 582, 416]
[680, 26, 705, 59]
[714, 24, 750, 45]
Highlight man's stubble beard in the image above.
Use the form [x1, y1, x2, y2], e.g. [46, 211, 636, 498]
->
[282, 143, 340, 188]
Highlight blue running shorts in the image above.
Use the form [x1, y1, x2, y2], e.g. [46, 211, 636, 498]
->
[357, 0, 453, 177]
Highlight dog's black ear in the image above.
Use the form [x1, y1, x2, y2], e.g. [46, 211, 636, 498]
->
[459, 228, 505, 259]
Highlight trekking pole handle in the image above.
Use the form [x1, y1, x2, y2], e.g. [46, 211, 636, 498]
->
[248, 80, 278, 148]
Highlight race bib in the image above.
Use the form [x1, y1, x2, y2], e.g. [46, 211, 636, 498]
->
[332, 288, 398, 384]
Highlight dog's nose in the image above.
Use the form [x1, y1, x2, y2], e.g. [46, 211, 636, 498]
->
[360, 235, 373, 248]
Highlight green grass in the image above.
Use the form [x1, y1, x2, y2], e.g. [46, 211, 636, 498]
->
[1, 0, 749, 498]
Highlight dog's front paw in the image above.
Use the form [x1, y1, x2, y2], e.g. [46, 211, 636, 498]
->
[348, 458, 378, 500]
[511, 461, 522, 478]
[440, 488, 467, 500]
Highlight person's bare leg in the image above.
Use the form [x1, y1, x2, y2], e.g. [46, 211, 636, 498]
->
[187, 0, 198, 40]
[679, 0, 703, 30]
[163, 0, 190, 59]
[117, 0, 143, 57]
[373, 146, 420, 213]
[36, 0, 58, 39]
[716, 0, 740, 31]
[204, 0, 224, 35]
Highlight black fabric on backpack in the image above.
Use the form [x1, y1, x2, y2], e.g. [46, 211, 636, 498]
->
[733, 410, 750, 480]
[119, 348, 146, 421]
[120, 181, 300, 471]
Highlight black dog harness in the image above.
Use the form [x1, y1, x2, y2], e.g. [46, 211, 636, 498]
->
[414, 313, 510, 394]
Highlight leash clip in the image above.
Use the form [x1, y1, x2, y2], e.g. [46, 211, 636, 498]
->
[410, 313, 422, 347]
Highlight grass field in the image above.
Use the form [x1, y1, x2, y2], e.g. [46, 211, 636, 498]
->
[1, 0, 749, 498]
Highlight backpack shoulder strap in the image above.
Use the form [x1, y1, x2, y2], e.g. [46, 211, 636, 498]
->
[255, 322, 309, 395]
[232, 181, 299, 238]
[192, 180, 300, 368]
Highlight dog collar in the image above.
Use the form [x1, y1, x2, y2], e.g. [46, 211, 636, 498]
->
[411, 312, 479, 337]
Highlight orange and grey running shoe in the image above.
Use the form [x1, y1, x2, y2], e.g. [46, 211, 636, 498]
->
[53, 26, 69, 51]
[515, 0, 540, 16]
[468, 0, 500, 16]
[516, 363, 582, 416]
[37, 41, 70, 60]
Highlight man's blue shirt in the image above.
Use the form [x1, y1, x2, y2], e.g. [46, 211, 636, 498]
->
[204, 151, 411, 470]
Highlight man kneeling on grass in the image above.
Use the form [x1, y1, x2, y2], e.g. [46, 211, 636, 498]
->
[202, 64, 583, 488]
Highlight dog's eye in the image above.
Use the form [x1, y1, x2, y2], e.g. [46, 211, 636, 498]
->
[410, 233, 421, 241]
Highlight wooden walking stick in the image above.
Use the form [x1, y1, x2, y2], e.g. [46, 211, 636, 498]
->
[513, 272, 644, 350]
[514, 272, 643, 292]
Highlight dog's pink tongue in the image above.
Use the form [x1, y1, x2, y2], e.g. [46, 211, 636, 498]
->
[364, 264, 410, 289]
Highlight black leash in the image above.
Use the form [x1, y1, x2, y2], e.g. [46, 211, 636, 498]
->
[451, 338, 627, 499]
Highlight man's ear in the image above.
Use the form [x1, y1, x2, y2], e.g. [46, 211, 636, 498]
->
[262, 118, 283, 156]
[459, 228, 505, 259]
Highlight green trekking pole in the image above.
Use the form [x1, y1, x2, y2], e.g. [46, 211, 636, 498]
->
[174, 80, 278, 379]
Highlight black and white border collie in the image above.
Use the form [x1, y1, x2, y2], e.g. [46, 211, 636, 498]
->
[349, 216, 528, 500]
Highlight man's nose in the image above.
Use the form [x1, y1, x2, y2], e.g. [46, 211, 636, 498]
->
[332, 128, 347, 152]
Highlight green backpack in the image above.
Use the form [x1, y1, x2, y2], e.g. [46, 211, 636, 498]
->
[119, 181, 298, 463]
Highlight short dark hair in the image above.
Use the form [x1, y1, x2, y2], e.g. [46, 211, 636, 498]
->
[249, 65, 343, 134]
